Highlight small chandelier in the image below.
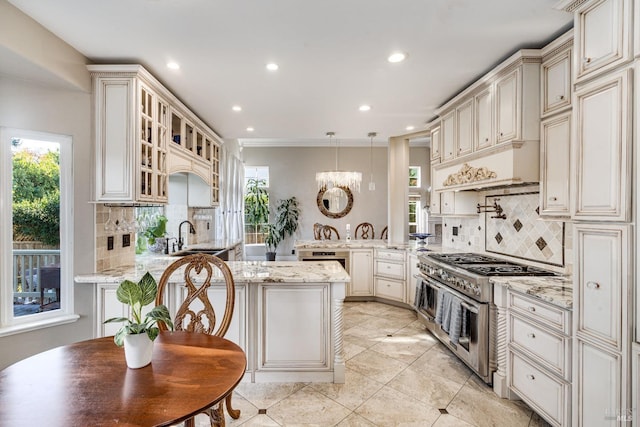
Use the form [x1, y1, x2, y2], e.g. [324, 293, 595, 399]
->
[315, 132, 362, 192]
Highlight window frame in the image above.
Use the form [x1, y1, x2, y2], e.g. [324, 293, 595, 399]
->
[0, 128, 78, 335]
[409, 166, 421, 188]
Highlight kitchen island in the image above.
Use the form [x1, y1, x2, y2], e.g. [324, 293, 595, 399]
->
[75, 259, 349, 383]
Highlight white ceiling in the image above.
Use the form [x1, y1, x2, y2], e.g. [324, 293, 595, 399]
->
[5, 0, 572, 147]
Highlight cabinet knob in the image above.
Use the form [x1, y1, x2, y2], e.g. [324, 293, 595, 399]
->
[527, 374, 535, 381]
[527, 306, 536, 312]
[549, 196, 557, 201]
[583, 57, 592, 64]
[586, 281, 600, 289]
[556, 95, 565, 101]
[527, 333, 536, 339]
[484, 137, 489, 142]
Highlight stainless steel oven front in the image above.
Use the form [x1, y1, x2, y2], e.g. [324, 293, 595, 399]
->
[414, 273, 491, 382]
[297, 249, 350, 273]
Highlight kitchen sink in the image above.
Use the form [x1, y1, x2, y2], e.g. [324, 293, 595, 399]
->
[170, 248, 229, 261]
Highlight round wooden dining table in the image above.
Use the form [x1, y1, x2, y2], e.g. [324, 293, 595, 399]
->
[0, 331, 247, 427]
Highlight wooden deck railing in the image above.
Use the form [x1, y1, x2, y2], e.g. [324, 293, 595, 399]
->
[13, 249, 60, 304]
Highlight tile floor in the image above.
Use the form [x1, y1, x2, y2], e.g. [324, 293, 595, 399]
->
[195, 301, 551, 427]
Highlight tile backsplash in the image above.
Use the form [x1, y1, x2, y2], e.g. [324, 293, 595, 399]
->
[440, 186, 571, 273]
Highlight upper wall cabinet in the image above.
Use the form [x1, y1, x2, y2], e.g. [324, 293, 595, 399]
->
[541, 32, 573, 118]
[430, 125, 441, 162]
[474, 86, 493, 150]
[572, 67, 632, 221]
[88, 65, 222, 206]
[558, 0, 632, 83]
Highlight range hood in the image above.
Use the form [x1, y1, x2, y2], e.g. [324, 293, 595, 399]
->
[431, 140, 539, 192]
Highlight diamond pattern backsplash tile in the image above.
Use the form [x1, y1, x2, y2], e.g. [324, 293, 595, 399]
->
[485, 192, 564, 266]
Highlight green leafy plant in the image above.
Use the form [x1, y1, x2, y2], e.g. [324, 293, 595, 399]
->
[143, 215, 167, 245]
[103, 272, 174, 346]
[274, 196, 300, 241]
[264, 223, 282, 254]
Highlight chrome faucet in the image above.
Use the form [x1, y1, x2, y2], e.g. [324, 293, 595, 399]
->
[177, 220, 196, 251]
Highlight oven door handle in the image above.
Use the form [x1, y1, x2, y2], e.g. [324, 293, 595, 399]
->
[460, 301, 479, 314]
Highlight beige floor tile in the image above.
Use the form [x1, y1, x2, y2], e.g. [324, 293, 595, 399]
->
[431, 414, 475, 427]
[309, 368, 384, 411]
[234, 382, 307, 409]
[446, 376, 533, 427]
[347, 348, 409, 384]
[343, 339, 368, 360]
[410, 343, 473, 385]
[335, 413, 379, 427]
[344, 311, 379, 330]
[344, 324, 388, 348]
[355, 386, 441, 426]
[529, 411, 553, 427]
[369, 332, 436, 364]
[345, 301, 391, 316]
[386, 365, 465, 408]
[266, 385, 351, 426]
[193, 393, 258, 426]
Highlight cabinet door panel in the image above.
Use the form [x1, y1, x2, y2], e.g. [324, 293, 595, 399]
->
[575, 224, 628, 349]
[540, 113, 571, 216]
[496, 69, 520, 143]
[576, 340, 622, 427]
[456, 100, 473, 156]
[441, 111, 455, 161]
[475, 88, 493, 149]
[542, 50, 571, 116]
[350, 250, 373, 296]
[430, 126, 441, 161]
[573, 69, 631, 221]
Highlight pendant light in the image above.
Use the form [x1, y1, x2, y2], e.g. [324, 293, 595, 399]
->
[368, 132, 376, 191]
[315, 132, 362, 192]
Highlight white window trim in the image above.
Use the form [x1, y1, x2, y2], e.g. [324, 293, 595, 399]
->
[0, 128, 78, 332]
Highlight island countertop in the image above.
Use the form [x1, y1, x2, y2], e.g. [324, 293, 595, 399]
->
[74, 258, 351, 285]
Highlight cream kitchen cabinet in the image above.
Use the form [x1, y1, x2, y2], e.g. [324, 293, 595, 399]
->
[574, 223, 632, 427]
[89, 66, 169, 203]
[374, 249, 406, 303]
[349, 249, 373, 297]
[572, 67, 632, 222]
[456, 99, 474, 156]
[633, 343, 640, 426]
[541, 34, 572, 117]
[88, 64, 222, 206]
[474, 86, 493, 150]
[430, 125, 441, 162]
[565, 0, 633, 83]
[406, 253, 419, 306]
[507, 290, 572, 427]
[495, 68, 520, 144]
[441, 110, 455, 161]
[439, 190, 477, 216]
[539, 112, 571, 217]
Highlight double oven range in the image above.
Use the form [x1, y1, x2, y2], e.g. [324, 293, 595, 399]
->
[414, 252, 556, 384]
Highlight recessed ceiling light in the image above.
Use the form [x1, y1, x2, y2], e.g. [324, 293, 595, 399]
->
[388, 52, 407, 63]
[406, 125, 415, 131]
[246, 127, 255, 132]
[359, 105, 371, 112]
[266, 63, 279, 71]
[167, 61, 180, 70]
[232, 105, 242, 112]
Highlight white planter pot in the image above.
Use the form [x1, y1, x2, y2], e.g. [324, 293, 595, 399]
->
[123, 333, 154, 369]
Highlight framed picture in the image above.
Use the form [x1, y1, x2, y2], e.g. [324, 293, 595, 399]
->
[409, 166, 421, 188]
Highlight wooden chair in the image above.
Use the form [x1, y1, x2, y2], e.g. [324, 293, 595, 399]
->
[380, 226, 388, 240]
[322, 225, 340, 240]
[156, 253, 239, 427]
[354, 222, 375, 239]
[313, 223, 324, 240]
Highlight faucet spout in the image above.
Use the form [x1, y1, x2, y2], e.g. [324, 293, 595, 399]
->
[178, 220, 196, 251]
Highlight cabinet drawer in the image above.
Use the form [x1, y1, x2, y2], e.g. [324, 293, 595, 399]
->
[508, 292, 570, 334]
[375, 278, 404, 302]
[375, 260, 405, 280]
[509, 314, 570, 380]
[509, 351, 570, 427]
[375, 249, 405, 262]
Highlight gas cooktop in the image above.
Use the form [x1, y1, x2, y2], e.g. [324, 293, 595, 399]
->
[426, 253, 557, 277]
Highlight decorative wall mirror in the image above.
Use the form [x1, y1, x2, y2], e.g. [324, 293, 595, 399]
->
[317, 186, 353, 218]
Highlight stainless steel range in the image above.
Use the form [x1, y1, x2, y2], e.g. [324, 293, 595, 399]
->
[414, 252, 556, 384]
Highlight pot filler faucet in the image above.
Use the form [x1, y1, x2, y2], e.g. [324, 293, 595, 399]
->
[178, 220, 196, 251]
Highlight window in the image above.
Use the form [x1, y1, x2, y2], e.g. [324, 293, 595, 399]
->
[244, 166, 269, 244]
[409, 166, 421, 188]
[409, 195, 420, 234]
[0, 129, 76, 333]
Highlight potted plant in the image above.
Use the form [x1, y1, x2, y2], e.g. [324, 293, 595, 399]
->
[103, 272, 174, 369]
[244, 178, 270, 245]
[264, 223, 281, 261]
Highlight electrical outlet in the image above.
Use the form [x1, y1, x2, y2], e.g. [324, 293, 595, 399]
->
[122, 233, 131, 247]
[452, 226, 459, 236]
[107, 236, 114, 251]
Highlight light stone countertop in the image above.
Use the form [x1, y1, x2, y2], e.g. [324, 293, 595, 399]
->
[294, 239, 440, 255]
[75, 258, 350, 285]
[490, 276, 573, 310]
